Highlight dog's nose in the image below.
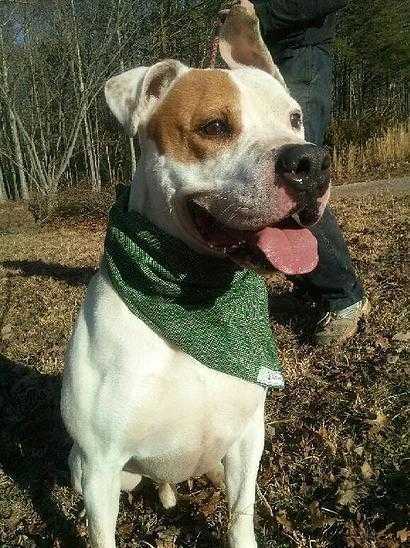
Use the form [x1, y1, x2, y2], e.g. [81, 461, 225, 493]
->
[275, 144, 330, 196]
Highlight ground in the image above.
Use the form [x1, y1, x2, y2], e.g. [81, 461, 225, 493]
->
[0, 187, 408, 547]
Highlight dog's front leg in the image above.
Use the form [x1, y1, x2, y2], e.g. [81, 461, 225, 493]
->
[223, 402, 265, 548]
[81, 457, 122, 548]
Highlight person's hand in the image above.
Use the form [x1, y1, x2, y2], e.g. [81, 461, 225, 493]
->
[219, 0, 255, 23]
[238, 0, 255, 15]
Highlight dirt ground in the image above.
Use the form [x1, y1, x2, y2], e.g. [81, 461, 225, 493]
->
[0, 188, 408, 547]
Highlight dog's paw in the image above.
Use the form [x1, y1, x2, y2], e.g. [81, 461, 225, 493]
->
[206, 463, 226, 490]
[68, 444, 83, 494]
[159, 482, 177, 509]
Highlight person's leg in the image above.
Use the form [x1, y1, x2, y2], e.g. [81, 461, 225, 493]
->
[277, 47, 331, 146]
[300, 207, 364, 311]
[276, 47, 367, 341]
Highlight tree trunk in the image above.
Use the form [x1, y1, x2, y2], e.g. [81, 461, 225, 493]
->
[1, 29, 29, 200]
[0, 163, 7, 201]
[93, 101, 102, 187]
[70, 0, 101, 191]
[116, 0, 137, 176]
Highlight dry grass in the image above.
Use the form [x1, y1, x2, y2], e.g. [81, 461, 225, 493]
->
[331, 124, 410, 184]
[0, 191, 409, 547]
[27, 185, 116, 224]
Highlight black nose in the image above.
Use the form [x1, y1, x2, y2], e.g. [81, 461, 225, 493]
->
[275, 144, 330, 196]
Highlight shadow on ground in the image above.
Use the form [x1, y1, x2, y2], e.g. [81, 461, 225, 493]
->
[269, 290, 318, 343]
[0, 354, 85, 547]
[0, 354, 222, 547]
[1, 260, 96, 287]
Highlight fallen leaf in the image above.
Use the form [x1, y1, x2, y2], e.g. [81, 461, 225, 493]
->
[361, 461, 374, 480]
[346, 438, 354, 451]
[355, 446, 364, 456]
[397, 528, 409, 542]
[392, 331, 410, 342]
[367, 411, 388, 435]
[200, 491, 221, 518]
[157, 526, 180, 547]
[1, 324, 12, 340]
[337, 479, 357, 509]
[276, 510, 295, 531]
[375, 334, 390, 349]
[309, 501, 337, 529]
[340, 467, 352, 477]
[391, 332, 410, 352]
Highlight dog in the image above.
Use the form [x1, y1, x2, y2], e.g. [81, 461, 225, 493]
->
[61, 6, 330, 547]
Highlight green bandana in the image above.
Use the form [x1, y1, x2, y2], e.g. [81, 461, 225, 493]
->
[103, 185, 283, 389]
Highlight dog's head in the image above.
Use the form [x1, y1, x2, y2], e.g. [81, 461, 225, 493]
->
[105, 6, 330, 275]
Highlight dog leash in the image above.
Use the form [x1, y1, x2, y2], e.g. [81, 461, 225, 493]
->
[209, 2, 259, 68]
[209, 2, 234, 68]
[209, 18, 222, 68]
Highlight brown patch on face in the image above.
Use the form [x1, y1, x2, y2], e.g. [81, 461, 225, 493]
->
[146, 69, 241, 163]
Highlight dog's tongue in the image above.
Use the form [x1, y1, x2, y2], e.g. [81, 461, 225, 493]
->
[250, 224, 318, 275]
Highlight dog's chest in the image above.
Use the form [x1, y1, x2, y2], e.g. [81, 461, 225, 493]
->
[64, 271, 265, 481]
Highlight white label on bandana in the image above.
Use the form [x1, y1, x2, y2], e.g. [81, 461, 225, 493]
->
[257, 367, 285, 388]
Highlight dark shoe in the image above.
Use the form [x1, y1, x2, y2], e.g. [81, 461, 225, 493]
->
[314, 298, 371, 346]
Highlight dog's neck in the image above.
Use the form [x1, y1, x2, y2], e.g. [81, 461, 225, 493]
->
[128, 149, 196, 252]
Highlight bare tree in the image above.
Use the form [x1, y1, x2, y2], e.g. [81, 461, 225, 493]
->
[0, 25, 28, 199]
[0, 0, 405, 203]
[116, 0, 137, 174]
[0, 0, 121, 198]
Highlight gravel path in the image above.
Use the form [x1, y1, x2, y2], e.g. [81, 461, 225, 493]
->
[333, 175, 409, 198]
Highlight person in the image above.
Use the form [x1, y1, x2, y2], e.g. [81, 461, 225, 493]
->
[237, 0, 370, 345]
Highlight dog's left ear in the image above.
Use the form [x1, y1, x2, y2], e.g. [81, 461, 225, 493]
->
[219, 5, 286, 88]
[105, 60, 188, 136]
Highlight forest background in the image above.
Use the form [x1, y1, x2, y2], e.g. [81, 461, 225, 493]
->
[0, 0, 409, 207]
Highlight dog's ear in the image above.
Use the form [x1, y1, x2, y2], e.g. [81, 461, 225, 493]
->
[105, 60, 188, 136]
[219, 6, 286, 88]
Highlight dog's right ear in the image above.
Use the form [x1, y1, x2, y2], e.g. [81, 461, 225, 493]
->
[104, 60, 188, 136]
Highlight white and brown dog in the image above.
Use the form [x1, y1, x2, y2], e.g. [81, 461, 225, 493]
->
[61, 7, 330, 548]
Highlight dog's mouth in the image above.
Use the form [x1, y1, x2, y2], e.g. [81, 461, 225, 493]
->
[187, 199, 319, 275]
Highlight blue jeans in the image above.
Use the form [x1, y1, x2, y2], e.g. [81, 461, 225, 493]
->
[277, 46, 364, 310]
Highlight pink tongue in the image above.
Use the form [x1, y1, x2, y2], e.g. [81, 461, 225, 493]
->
[250, 226, 318, 275]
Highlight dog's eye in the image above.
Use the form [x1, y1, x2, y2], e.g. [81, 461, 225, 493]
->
[200, 119, 231, 137]
[290, 112, 302, 130]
